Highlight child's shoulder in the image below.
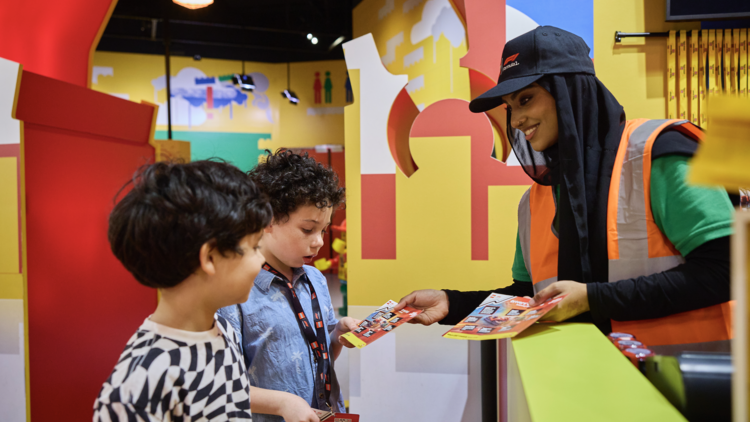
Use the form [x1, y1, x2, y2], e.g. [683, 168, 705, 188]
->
[215, 314, 241, 344]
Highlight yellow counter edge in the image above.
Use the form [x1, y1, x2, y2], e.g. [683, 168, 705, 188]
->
[511, 323, 687, 422]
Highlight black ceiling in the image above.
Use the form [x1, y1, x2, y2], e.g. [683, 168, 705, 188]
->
[97, 0, 362, 63]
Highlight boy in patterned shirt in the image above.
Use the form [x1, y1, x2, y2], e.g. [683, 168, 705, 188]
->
[94, 160, 322, 422]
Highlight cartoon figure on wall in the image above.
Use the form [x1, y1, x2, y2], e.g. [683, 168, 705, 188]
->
[249, 72, 274, 123]
[325, 71, 333, 103]
[314, 71, 322, 104]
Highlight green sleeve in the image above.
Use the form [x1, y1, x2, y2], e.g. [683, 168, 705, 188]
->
[511, 228, 532, 282]
[650, 155, 734, 256]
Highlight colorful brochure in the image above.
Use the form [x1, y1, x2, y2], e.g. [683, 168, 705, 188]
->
[340, 300, 423, 349]
[443, 293, 566, 340]
[314, 409, 360, 422]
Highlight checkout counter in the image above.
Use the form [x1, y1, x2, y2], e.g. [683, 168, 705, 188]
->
[504, 323, 731, 422]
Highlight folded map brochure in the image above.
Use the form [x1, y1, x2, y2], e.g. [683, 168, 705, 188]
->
[313, 409, 360, 422]
[443, 293, 567, 340]
[340, 300, 423, 349]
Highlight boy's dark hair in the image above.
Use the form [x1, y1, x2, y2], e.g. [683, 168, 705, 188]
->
[250, 149, 345, 222]
[108, 160, 272, 288]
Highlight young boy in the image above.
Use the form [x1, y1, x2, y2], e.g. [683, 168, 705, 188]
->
[94, 160, 321, 422]
[218, 150, 358, 421]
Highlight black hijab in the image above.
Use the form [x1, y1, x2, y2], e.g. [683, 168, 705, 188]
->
[506, 74, 626, 286]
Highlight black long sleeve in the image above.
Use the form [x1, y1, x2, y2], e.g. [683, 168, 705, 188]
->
[440, 280, 535, 325]
[588, 235, 730, 323]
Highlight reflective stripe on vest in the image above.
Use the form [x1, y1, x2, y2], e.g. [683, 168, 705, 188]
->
[518, 119, 733, 346]
[518, 184, 557, 294]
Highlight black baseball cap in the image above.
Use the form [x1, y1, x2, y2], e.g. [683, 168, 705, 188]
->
[469, 26, 595, 113]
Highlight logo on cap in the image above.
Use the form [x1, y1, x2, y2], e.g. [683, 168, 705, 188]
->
[502, 53, 520, 71]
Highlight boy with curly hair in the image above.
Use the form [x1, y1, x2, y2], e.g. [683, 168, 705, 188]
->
[95, 160, 323, 422]
[218, 150, 358, 421]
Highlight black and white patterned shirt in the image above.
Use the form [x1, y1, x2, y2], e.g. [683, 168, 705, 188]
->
[93, 316, 252, 422]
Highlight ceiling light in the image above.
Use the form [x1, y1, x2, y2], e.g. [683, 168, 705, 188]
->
[329, 36, 346, 51]
[232, 74, 255, 91]
[282, 89, 299, 105]
[281, 63, 299, 105]
[307, 33, 313, 40]
[312, 37, 319, 45]
[173, 0, 214, 10]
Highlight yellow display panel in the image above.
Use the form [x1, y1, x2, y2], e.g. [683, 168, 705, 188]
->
[709, 30, 717, 96]
[700, 31, 708, 127]
[741, 29, 748, 97]
[690, 31, 699, 124]
[717, 29, 725, 93]
[733, 29, 740, 95]
[668, 31, 678, 118]
[0, 157, 19, 274]
[678, 30, 687, 120]
[688, 95, 750, 191]
[725, 29, 733, 94]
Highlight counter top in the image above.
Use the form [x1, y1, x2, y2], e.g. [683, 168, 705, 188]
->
[511, 323, 687, 422]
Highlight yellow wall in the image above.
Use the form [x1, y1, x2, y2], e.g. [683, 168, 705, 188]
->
[594, 0, 699, 119]
[92, 52, 347, 152]
[347, 1, 526, 307]
[353, 0, 471, 108]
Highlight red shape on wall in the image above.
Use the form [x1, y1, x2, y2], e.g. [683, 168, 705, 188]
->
[0, 0, 117, 87]
[459, 0, 505, 84]
[410, 99, 530, 261]
[387, 87, 420, 177]
[16, 71, 157, 422]
[361, 174, 397, 259]
[206, 86, 214, 109]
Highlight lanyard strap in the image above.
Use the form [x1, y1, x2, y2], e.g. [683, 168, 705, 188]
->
[263, 263, 332, 407]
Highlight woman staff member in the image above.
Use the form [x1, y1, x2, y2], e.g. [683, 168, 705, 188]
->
[396, 26, 733, 348]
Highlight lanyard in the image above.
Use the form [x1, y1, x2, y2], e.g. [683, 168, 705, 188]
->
[263, 263, 333, 408]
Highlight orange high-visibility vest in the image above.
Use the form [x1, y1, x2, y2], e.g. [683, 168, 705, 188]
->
[517, 119, 733, 346]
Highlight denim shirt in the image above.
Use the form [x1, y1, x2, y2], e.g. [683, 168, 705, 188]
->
[218, 265, 344, 422]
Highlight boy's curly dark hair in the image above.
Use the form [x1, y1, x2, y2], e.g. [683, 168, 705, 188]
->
[250, 149, 345, 222]
[108, 160, 273, 289]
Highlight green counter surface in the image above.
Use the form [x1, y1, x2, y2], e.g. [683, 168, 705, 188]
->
[511, 323, 687, 422]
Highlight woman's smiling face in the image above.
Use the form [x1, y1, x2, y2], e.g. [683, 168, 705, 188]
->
[501, 83, 559, 152]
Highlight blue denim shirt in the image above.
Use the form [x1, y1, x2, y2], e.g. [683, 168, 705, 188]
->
[218, 266, 344, 421]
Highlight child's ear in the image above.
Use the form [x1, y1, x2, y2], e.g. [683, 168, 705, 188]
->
[263, 224, 274, 234]
[198, 242, 217, 276]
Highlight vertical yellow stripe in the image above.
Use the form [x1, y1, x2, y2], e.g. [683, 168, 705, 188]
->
[724, 29, 734, 94]
[717, 29, 724, 93]
[700, 30, 708, 128]
[733, 29, 740, 95]
[668, 30, 677, 119]
[0, 157, 19, 273]
[678, 30, 688, 120]
[19, 122, 30, 422]
[690, 31, 699, 125]
[709, 30, 717, 96]
[741, 29, 748, 97]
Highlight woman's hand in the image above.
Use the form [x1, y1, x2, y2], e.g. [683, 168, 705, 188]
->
[394, 289, 449, 326]
[529, 280, 589, 322]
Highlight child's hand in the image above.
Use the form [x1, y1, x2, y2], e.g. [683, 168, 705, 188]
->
[334, 317, 361, 348]
[280, 394, 319, 422]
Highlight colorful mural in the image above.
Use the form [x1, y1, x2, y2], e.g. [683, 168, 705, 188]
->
[345, 0, 595, 420]
[91, 53, 348, 168]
